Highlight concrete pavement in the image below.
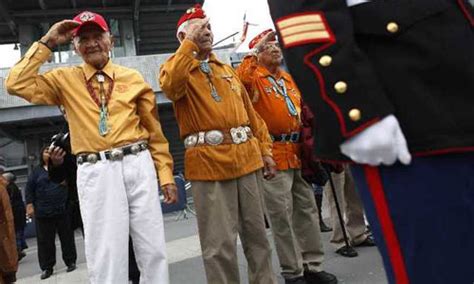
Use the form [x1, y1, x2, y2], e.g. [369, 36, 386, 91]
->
[16, 212, 387, 284]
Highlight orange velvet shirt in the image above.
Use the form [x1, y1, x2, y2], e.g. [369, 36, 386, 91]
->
[237, 55, 303, 171]
[160, 40, 273, 181]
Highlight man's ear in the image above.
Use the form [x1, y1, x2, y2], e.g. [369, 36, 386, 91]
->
[72, 38, 79, 55]
[110, 35, 115, 48]
[177, 31, 186, 43]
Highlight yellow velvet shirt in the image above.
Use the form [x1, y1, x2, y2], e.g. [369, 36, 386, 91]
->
[6, 42, 174, 186]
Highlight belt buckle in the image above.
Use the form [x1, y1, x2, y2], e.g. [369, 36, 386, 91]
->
[290, 132, 300, 143]
[184, 134, 198, 149]
[205, 130, 224, 146]
[86, 153, 98, 164]
[110, 149, 124, 161]
[130, 144, 141, 155]
[230, 126, 248, 144]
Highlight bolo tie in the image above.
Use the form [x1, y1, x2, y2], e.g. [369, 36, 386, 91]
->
[199, 61, 222, 102]
[267, 76, 298, 116]
[84, 71, 115, 136]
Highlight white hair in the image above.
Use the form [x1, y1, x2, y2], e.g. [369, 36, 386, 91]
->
[176, 21, 190, 42]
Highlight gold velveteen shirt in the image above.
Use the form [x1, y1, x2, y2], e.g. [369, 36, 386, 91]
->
[6, 42, 174, 186]
[160, 40, 273, 181]
[236, 55, 302, 171]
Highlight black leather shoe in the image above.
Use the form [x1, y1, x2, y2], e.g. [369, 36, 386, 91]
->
[18, 250, 26, 261]
[285, 276, 307, 284]
[40, 268, 53, 280]
[304, 270, 338, 284]
[355, 235, 376, 247]
[66, 263, 77, 272]
[335, 245, 358, 257]
[319, 221, 333, 232]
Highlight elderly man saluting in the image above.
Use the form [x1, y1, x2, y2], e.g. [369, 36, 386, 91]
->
[237, 30, 337, 284]
[160, 4, 277, 284]
[6, 11, 176, 284]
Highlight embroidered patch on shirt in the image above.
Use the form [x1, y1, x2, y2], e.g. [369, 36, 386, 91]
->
[276, 12, 335, 48]
[115, 84, 129, 93]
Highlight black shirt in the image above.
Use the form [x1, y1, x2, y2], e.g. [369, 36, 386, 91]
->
[25, 166, 68, 218]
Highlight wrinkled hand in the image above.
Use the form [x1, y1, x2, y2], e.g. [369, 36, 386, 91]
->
[40, 20, 80, 49]
[26, 204, 34, 218]
[262, 155, 277, 180]
[340, 115, 412, 166]
[49, 146, 66, 166]
[254, 30, 276, 53]
[161, 183, 178, 204]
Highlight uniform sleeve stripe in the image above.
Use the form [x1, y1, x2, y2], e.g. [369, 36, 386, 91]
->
[276, 12, 334, 48]
[277, 14, 322, 29]
[279, 23, 327, 36]
[283, 31, 331, 46]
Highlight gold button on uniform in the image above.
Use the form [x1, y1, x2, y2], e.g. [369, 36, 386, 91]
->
[334, 81, 347, 94]
[386, 22, 399, 33]
[349, 109, 361, 121]
[319, 55, 332, 67]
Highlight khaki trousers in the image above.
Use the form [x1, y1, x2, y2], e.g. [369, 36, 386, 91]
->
[324, 167, 369, 249]
[191, 171, 276, 284]
[262, 169, 324, 279]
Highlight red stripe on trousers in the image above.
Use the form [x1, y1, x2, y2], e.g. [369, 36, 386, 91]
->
[364, 166, 409, 284]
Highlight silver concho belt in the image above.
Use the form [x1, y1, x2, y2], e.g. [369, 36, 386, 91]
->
[77, 141, 148, 165]
[184, 126, 252, 149]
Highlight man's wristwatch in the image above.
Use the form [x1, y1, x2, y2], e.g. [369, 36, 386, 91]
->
[39, 38, 54, 51]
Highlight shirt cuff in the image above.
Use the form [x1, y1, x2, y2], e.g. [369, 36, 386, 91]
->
[261, 145, 273, 157]
[24, 42, 53, 62]
[158, 168, 175, 187]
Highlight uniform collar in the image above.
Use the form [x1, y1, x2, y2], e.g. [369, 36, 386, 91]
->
[82, 59, 115, 81]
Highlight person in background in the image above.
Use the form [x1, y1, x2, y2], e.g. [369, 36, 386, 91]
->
[0, 159, 18, 284]
[299, 101, 332, 233]
[160, 4, 277, 283]
[313, 185, 332, 233]
[3, 172, 27, 261]
[25, 146, 77, 280]
[236, 29, 337, 284]
[324, 168, 374, 258]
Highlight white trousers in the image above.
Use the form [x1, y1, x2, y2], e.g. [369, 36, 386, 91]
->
[77, 149, 169, 284]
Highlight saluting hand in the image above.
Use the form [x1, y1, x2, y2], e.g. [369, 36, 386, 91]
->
[161, 183, 178, 204]
[254, 30, 276, 53]
[40, 20, 80, 49]
[185, 18, 210, 43]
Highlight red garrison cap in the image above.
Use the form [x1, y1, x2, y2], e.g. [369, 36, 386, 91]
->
[72, 11, 109, 36]
[176, 4, 206, 30]
[248, 29, 276, 49]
